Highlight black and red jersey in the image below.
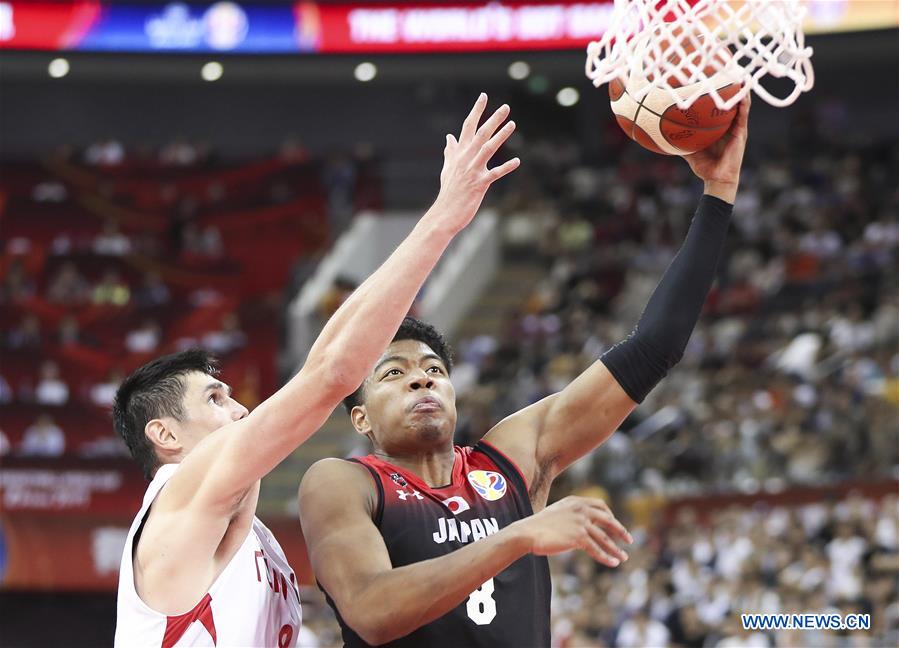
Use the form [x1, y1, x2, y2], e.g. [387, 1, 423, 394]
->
[322, 441, 551, 647]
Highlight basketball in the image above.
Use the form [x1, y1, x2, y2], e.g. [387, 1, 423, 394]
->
[608, 34, 741, 155]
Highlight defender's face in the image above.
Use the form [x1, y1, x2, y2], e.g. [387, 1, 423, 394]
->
[353, 339, 457, 451]
[176, 371, 249, 453]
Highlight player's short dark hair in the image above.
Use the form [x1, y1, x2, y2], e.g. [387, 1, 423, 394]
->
[113, 349, 219, 480]
[343, 317, 453, 414]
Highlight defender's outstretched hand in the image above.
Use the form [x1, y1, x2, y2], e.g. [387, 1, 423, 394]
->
[513, 495, 633, 568]
[435, 93, 520, 233]
[683, 94, 751, 204]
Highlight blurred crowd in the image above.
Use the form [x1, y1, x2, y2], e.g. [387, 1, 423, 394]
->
[549, 493, 899, 647]
[0, 136, 382, 459]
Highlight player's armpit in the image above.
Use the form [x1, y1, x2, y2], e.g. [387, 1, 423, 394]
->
[483, 362, 635, 509]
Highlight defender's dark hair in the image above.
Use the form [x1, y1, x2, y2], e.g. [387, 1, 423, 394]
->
[343, 317, 453, 414]
[113, 349, 219, 480]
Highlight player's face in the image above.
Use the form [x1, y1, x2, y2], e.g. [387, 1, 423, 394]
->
[174, 371, 249, 454]
[353, 339, 456, 452]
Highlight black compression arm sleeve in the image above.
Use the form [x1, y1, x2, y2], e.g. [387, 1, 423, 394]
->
[601, 194, 733, 403]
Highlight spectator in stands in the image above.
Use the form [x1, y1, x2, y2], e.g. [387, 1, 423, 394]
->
[205, 180, 227, 207]
[714, 617, 770, 647]
[47, 261, 90, 305]
[93, 219, 133, 256]
[6, 314, 41, 349]
[0, 428, 9, 456]
[124, 319, 161, 354]
[0, 374, 12, 404]
[322, 152, 357, 233]
[32, 178, 68, 203]
[826, 521, 868, 600]
[1, 259, 36, 303]
[57, 315, 83, 347]
[133, 271, 171, 309]
[318, 276, 357, 319]
[159, 137, 201, 166]
[233, 366, 261, 410]
[616, 607, 670, 648]
[666, 604, 710, 648]
[34, 360, 69, 405]
[79, 434, 129, 459]
[19, 414, 65, 457]
[187, 286, 224, 308]
[201, 312, 246, 355]
[181, 222, 224, 260]
[50, 232, 74, 256]
[201, 225, 224, 258]
[89, 368, 125, 407]
[92, 269, 130, 306]
[84, 138, 125, 166]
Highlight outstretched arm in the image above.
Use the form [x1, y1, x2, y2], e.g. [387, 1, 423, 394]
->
[137, 96, 520, 613]
[299, 459, 631, 646]
[177, 94, 520, 510]
[484, 95, 751, 508]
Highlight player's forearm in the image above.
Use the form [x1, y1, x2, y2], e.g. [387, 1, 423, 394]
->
[302, 204, 457, 392]
[347, 524, 530, 645]
[601, 194, 732, 402]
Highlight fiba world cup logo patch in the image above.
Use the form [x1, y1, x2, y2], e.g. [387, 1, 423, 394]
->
[467, 470, 507, 501]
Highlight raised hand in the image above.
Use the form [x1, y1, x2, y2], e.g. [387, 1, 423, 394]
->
[514, 495, 633, 567]
[683, 94, 751, 204]
[434, 93, 520, 234]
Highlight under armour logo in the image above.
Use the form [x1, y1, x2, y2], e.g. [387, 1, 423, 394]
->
[397, 489, 423, 501]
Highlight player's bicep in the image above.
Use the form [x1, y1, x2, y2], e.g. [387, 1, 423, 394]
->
[539, 361, 635, 470]
[481, 395, 556, 490]
[298, 460, 393, 614]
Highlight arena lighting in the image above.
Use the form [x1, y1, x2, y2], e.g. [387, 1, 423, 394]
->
[508, 61, 530, 80]
[354, 61, 377, 82]
[201, 61, 223, 81]
[556, 86, 580, 107]
[47, 58, 69, 78]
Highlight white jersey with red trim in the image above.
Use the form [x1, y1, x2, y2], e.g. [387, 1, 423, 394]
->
[114, 464, 302, 648]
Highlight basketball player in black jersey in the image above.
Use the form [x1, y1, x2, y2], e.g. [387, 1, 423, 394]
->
[299, 95, 752, 647]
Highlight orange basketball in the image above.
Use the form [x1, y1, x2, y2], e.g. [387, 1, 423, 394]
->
[609, 33, 741, 155]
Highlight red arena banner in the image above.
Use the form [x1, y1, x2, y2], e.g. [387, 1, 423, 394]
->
[0, 513, 314, 590]
[0, 1, 101, 50]
[1, 1, 896, 53]
[305, 2, 617, 53]
[0, 459, 145, 516]
[0, 459, 315, 590]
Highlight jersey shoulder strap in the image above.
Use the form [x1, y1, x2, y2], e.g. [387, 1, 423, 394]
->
[471, 440, 533, 513]
[348, 456, 385, 526]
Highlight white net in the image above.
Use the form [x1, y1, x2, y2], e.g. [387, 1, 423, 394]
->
[585, 0, 815, 110]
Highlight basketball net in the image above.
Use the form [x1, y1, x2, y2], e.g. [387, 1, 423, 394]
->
[585, 0, 815, 110]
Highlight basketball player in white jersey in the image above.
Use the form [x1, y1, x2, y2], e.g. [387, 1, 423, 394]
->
[112, 93, 520, 647]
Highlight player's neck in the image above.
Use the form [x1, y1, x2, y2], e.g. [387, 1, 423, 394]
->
[374, 444, 455, 489]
